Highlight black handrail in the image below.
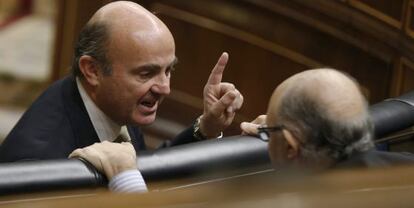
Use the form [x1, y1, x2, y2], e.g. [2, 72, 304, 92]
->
[0, 135, 268, 195]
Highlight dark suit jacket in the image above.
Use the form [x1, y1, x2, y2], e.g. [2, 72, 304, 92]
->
[334, 149, 414, 169]
[0, 76, 196, 162]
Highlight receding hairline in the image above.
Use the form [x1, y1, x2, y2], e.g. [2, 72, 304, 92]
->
[268, 68, 368, 124]
[88, 1, 166, 33]
[89, 1, 146, 23]
[301, 69, 367, 121]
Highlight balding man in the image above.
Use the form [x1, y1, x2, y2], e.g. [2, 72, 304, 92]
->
[0, 1, 243, 191]
[242, 68, 414, 170]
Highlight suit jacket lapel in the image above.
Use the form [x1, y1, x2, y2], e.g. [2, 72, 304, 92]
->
[62, 76, 100, 148]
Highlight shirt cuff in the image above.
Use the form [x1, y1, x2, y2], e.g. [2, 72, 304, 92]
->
[108, 169, 148, 193]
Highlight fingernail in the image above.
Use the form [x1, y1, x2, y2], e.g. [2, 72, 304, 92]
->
[227, 106, 233, 113]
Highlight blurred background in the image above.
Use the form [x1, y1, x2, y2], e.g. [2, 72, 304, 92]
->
[0, 0, 56, 140]
[1, 0, 414, 150]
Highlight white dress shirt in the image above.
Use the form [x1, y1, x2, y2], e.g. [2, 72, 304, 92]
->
[76, 78, 124, 142]
[76, 78, 147, 193]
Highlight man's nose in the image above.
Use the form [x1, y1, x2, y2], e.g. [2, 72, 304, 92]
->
[152, 74, 170, 95]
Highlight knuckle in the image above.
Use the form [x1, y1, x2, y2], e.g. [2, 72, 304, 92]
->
[221, 82, 235, 90]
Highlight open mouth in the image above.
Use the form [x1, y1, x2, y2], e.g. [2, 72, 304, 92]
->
[138, 96, 159, 113]
[141, 100, 156, 108]
[138, 92, 164, 114]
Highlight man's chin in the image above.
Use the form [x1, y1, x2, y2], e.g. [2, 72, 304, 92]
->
[131, 113, 157, 126]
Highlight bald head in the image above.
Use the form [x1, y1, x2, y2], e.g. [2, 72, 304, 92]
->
[72, 1, 175, 77]
[268, 69, 367, 124]
[89, 1, 170, 37]
[266, 69, 374, 167]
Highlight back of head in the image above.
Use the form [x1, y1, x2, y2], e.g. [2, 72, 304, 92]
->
[268, 69, 374, 167]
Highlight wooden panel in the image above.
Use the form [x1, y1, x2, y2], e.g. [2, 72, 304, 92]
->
[159, 0, 390, 102]
[287, 0, 414, 63]
[405, 0, 414, 39]
[395, 58, 414, 95]
[157, 12, 308, 135]
[139, 0, 393, 137]
[3, 166, 414, 207]
[348, 0, 405, 28]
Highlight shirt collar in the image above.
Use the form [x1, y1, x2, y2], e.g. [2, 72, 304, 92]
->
[76, 77, 121, 142]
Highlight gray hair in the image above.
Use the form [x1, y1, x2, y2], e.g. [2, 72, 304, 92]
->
[277, 85, 374, 164]
[72, 22, 112, 77]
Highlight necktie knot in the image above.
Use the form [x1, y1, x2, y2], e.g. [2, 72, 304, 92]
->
[114, 126, 131, 143]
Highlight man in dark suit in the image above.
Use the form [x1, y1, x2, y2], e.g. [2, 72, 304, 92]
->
[0, 1, 243, 164]
[241, 68, 414, 170]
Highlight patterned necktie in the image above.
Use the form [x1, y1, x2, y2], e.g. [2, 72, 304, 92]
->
[114, 126, 131, 143]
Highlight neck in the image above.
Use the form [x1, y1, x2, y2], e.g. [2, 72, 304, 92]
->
[78, 77, 98, 104]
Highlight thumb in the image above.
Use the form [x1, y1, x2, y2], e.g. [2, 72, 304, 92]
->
[240, 122, 260, 135]
[210, 91, 236, 116]
[68, 148, 83, 158]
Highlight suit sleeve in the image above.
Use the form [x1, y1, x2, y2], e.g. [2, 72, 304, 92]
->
[157, 125, 199, 148]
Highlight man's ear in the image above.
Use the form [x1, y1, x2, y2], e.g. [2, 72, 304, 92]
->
[78, 55, 100, 86]
[282, 129, 300, 159]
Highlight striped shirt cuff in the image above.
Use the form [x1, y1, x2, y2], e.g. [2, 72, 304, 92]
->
[108, 170, 148, 193]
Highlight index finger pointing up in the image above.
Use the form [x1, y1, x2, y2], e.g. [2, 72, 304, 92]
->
[207, 52, 229, 85]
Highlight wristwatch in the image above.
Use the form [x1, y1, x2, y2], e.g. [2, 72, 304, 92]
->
[193, 116, 207, 140]
[193, 116, 223, 140]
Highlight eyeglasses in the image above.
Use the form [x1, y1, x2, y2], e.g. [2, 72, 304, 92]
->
[257, 125, 284, 142]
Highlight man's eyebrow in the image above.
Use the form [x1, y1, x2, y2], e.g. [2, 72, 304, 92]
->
[169, 57, 178, 67]
[135, 64, 160, 71]
[133, 57, 178, 72]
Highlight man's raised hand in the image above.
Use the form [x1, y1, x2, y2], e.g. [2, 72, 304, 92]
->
[199, 52, 243, 138]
